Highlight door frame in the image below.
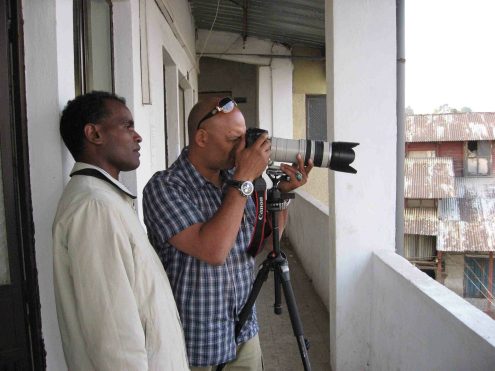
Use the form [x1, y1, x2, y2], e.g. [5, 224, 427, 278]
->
[0, 0, 45, 367]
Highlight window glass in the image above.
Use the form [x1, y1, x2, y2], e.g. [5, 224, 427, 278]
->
[0, 153, 10, 285]
[89, 0, 113, 92]
[407, 199, 435, 208]
[464, 257, 491, 298]
[466, 141, 491, 176]
[306, 95, 327, 141]
[74, 0, 113, 94]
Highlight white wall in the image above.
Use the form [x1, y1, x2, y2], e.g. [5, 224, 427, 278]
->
[196, 30, 294, 138]
[23, 0, 72, 368]
[287, 191, 330, 309]
[372, 250, 495, 370]
[326, 0, 397, 369]
[113, 0, 198, 218]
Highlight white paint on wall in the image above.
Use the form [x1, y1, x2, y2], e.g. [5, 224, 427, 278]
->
[196, 29, 290, 66]
[287, 191, 330, 309]
[270, 59, 293, 139]
[113, 0, 198, 219]
[23, 0, 70, 368]
[258, 66, 273, 133]
[327, 0, 397, 369]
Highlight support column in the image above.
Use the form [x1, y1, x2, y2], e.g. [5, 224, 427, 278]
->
[488, 252, 493, 313]
[437, 251, 443, 283]
[327, 0, 397, 370]
[258, 66, 272, 133]
[270, 59, 293, 139]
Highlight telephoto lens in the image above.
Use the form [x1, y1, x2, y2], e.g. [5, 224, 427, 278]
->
[245, 128, 358, 174]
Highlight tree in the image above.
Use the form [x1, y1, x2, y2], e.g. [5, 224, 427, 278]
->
[433, 104, 472, 114]
[405, 106, 414, 115]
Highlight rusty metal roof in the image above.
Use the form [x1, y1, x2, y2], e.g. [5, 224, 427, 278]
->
[404, 208, 438, 236]
[436, 178, 495, 252]
[439, 198, 495, 222]
[404, 158, 455, 199]
[454, 177, 495, 198]
[437, 220, 495, 252]
[189, 0, 325, 49]
[406, 112, 495, 142]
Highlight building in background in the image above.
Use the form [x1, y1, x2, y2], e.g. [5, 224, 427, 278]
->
[404, 112, 495, 316]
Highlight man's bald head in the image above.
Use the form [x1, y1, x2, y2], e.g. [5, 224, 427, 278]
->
[187, 97, 221, 143]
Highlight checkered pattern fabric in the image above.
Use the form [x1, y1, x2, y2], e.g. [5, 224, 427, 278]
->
[143, 148, 259, 367]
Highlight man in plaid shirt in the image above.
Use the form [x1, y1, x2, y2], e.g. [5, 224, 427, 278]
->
[143, 97, 312, 370]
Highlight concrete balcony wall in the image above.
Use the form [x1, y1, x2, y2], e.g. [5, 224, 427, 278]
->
[286, 191, 330, 310]
[372, 249, 495, 370]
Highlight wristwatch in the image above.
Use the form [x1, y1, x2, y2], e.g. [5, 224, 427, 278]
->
[226, 179, 254, 197]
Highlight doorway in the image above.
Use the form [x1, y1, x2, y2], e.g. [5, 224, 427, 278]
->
[0, 0, 45, 368]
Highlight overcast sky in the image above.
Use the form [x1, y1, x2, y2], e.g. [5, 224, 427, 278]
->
[405, 0, 495, 114]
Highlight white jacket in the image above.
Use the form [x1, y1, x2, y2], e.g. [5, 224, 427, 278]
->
[53, 163, 189, 370]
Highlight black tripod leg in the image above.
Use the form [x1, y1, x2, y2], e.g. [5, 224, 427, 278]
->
[235, 260, 271, 339]
[276, 261, 312, 371]
[216, 260, 272, 371]
[274, 272, 282, 314]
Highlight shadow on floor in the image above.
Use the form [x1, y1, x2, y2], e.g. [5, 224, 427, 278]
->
[255, 237, 332, 371]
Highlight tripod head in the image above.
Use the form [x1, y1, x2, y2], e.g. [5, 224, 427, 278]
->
[265, 167, 295, 212]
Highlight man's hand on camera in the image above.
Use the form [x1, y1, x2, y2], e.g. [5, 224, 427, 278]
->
[278, 153, 313, 193]
[233, 132, 271, 181]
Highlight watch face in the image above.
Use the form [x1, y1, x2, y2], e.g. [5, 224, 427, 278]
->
[241, 181, 254, 196]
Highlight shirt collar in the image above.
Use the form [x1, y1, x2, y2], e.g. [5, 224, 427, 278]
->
[70, 162, 137, 199]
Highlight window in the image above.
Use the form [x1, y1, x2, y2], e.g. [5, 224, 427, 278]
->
[306, 95, 327, 141]
[464, 256, 493, 298]
[74, 0, 114, 94]
[404, 234, 436, 260]
[465, 141, 491, 176]
[407, 199, 436, 208]
[179, 86, 187, 149]
[407, 150, 435, 158]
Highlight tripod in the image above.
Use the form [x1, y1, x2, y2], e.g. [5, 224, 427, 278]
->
[218, 169, 312, 371]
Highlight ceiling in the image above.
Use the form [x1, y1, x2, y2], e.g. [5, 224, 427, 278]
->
[188, 0, 325, 50]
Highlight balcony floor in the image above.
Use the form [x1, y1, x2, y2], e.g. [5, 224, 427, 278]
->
[256, 238, 331, 371]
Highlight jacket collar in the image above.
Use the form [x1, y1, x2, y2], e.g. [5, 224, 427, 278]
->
[70, 162, 137, 199]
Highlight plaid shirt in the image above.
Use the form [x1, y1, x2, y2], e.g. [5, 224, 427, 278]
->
[143, 148, 259, 367]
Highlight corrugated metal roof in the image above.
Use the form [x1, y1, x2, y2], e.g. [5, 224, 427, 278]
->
[437, 220, 495, 252]
[189, 0, 325, 48]
[404, 208, 438, 236]
[406, 112, 495, 142]
[439, 198, 495, 222]
[404, 157, 455, 199]
[454, 177, 495, 198]
[436, 178, 495, 252]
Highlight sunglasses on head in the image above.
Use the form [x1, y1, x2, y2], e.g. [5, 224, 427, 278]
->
[196, 97, 237, 130]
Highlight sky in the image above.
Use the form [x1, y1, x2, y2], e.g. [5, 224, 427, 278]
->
[405, 0, 495, 114]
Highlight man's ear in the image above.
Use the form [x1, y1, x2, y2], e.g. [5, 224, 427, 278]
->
[194, 128, 208, 148]
[83, 123, 103, 145]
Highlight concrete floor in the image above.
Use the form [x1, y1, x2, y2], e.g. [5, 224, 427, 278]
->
[256, 238, 331, 371]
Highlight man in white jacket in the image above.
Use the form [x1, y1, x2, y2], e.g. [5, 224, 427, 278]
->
[53, 91, 189, 370]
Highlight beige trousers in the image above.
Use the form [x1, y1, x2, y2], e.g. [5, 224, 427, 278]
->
[190, 334, 263, 371]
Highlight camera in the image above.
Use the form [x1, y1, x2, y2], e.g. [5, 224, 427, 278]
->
[245, 128, 358, 174]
